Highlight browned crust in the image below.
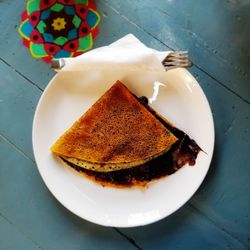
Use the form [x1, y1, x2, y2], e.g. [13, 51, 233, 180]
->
[51, 80, 177, 171]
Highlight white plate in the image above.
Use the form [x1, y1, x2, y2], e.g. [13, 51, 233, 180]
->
[32, 68, 214, 227]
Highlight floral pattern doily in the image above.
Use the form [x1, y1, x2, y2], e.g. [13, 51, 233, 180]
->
[18, 0, 100, 63]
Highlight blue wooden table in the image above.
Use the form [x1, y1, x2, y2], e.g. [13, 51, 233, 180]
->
[1, 1, 250, 249]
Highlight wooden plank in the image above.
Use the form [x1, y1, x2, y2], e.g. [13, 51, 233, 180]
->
[0, 216, 41, 250]
[188, 66, 250, 246]
[121, 204, 246, 250]
[0, 136, 138, 250]
[101, 0, 250, 103]
[0, 0, 55, 90]
[0, 61, 41, 160]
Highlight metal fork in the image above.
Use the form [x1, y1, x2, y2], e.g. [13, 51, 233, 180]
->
[162, 51, 193, 71]
[51, 58, 65, 70]
[51, 51, 193, 71]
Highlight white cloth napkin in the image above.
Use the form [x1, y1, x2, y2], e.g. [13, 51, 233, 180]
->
[60, 34, 171, 72]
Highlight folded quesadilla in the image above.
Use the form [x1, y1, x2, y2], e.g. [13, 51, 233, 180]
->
[51, 80, 201, 188]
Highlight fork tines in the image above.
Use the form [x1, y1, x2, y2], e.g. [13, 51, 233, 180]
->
[162, 51, 193, 70]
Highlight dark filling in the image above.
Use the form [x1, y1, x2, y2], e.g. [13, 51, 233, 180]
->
[62, 96, 201, 187]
